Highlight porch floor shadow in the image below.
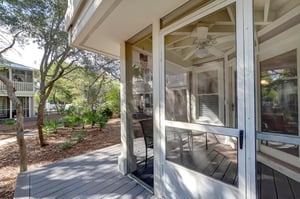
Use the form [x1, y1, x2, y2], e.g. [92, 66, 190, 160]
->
[132, 157, 154, 188]
[14, 139, 156, 199]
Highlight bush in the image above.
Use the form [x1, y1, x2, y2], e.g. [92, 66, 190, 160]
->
[4, 119, 16, 126]
[73, 131, 86, 143]
[43, 120, 60, 135]
[96, 115, 108, 130]
[61, 116, 81, 128]
[59, 141, 73, 151]
[100, 107, 113, 118]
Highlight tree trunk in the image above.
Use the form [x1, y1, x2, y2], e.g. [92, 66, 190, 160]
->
[37, 99, 46, 147]
[15, 103, 27, 172]
[0, 75, 27, 172]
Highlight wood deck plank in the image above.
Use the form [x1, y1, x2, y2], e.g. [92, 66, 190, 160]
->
[288, 178, 300, 198]
[30, 159, 118, 195]
[197, 150, 218, 171]
[101, 180, 139, 199]
[212, 156, 231, 180]
[134, 189, 154, 199]
[260, 164, 278, 199]
[274, 169, 294, 199]
[203, 154, 225, 176]
[84, 177, 134, 199]
[14, 139, 157, 199]
[45, 170, 122, 198]
[222, 162, 237, 185]
[13, 173, 30, 198]
[257, 163, 262, 199]
[58, 170, 122, 198]
[118, 185, 146, 199]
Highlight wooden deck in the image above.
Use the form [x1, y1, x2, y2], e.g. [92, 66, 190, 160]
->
[14, 139, 156, 199]
[257, 163, 300, 199]
[14, 136, 300, 199]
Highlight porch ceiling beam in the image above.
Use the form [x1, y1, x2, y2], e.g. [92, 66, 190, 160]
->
[264, 0, 270, 22]
[193, 55, 224, 65]
[165, 35, 190, 47]
[214, 21, 271, 26]
[258, 5, 300, 37]
[227, 6, 235, 23]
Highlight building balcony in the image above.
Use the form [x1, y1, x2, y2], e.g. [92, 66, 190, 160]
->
[0, 81, 34, 92]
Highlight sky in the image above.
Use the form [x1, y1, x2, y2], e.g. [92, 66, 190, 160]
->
[1, 28, 43, 69]
[3, 41, 43, 69]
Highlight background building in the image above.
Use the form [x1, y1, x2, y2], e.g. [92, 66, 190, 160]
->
[0, 58, 35, 119]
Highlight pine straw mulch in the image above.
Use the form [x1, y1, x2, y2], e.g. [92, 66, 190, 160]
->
[0, 117, 141, 199]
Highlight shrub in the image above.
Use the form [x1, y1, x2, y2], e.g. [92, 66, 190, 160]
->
[61, 116, 81, 128]
[96, 114, 108, 130]
[100, 107, 113, 118]
[4, 119, 16, 126]
[43, 120, 60, 134]
[74, 131, 86, 143]
[59, 141, 73, 151]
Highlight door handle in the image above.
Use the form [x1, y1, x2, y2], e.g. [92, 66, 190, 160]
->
[239, 130, 244, 149]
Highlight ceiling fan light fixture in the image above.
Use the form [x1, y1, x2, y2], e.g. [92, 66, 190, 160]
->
[195, 48, 208, 58]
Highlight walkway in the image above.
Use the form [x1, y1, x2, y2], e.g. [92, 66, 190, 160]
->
[14, 139, 156, 199]
[0, 130, 37, 146]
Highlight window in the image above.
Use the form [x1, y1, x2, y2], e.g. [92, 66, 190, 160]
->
[12, 70, 33, 82]
[260, 50, 298, 136]
[0, 69, 9, 78]
[194, 62, 224, 126]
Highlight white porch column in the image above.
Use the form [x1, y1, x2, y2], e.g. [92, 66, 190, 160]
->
[9, 99, 12, 119]
[118, 42, 137, 175]
[29, 97, 33, 117]
[9, 69, 13, 118]
[243, 0, 256, 198]
[152, 19, 163, 198]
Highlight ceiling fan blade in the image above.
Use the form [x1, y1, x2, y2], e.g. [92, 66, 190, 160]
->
[215, 34, 235, 44]
[207, 46, 224, 57]
[167, 44, 195, 50]
[183, 47, 198, 61]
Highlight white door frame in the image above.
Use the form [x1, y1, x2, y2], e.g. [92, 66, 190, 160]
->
[157, 0, 256, 198]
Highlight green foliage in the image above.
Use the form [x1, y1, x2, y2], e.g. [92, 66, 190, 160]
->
[61, 116, 79, 128]
[100, 107, 113, 119]
[59, 131, 86, 151]
[73, 131, 86, 143]
[96, 114, 108, 130]
[59, 141, 73, 151]
[48, 78, 73, 110]
[58, 106, 110, 129]
[4, 119, 15, 126]
[43, 120, 60, 135]
[102, 82, 120, 116]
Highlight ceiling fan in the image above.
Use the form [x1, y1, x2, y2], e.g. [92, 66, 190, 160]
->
[167, 26, 235, 60]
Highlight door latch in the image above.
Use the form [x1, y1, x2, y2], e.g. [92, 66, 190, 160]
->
[239, 130, 244, 149]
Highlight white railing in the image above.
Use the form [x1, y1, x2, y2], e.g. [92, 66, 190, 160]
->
[0, 82, 34, 92]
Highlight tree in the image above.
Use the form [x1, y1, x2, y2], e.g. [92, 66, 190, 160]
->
[70, 53, 119, 111]
[0, 31, 27, 172]
[0, 0, 80, 146]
